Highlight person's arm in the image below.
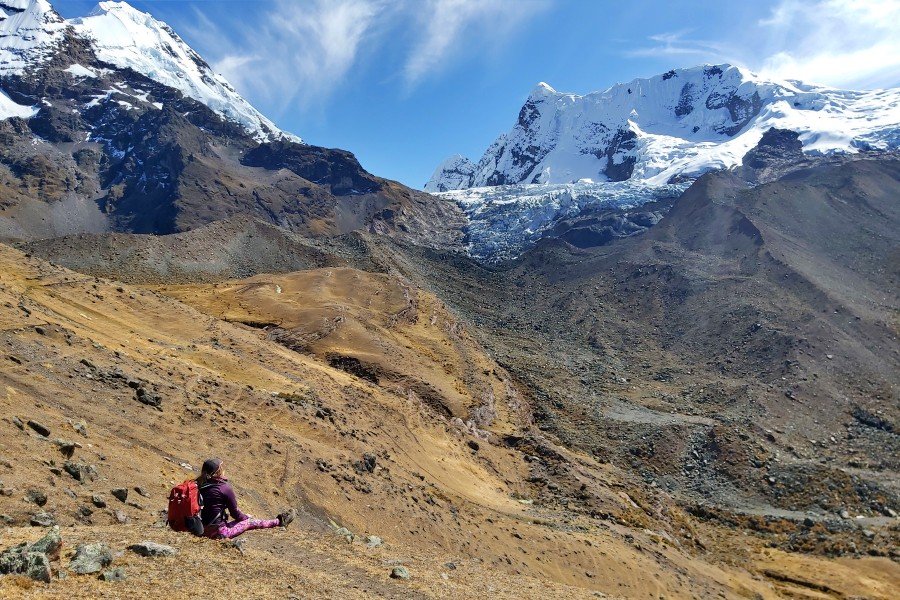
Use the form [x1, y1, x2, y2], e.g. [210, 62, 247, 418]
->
[221, 482, 249, 522]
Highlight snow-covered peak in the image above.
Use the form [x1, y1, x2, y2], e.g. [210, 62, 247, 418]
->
[69, 1, 300, 143]
[529, 81, 557, 99]
[427, 63, 900, 191]
[0, 0, 66, 76]
[0, 0, 299, 142]
[424, 154, 475, 192]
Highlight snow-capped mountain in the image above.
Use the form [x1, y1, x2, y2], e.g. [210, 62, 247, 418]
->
[0, 0, 297, 142]
[426, 64, 900, 191]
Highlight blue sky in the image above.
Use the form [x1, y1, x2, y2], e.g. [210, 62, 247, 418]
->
[55, 0, 900, 188]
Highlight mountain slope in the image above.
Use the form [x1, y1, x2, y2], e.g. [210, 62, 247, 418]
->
[4, 241, 864, 599]
[396, 157, 900, 535]
[426, 64, 900, 191]
[0, 0, 464, 248]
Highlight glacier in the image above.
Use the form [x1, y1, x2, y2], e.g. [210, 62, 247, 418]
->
[439, 180, 690, 262]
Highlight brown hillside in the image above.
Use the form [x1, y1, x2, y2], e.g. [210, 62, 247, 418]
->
[1, 243, 897, 598]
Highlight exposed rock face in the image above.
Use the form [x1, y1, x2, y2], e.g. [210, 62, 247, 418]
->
[742, 128, 804, 169]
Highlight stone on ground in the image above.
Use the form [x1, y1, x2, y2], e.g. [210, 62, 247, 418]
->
[128, 541, 177, 557]
[69, 543, 113, 574]
[390, 566, 410, 580]
[99, 567, 127, 582]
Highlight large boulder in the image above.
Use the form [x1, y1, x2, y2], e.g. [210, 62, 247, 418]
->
[0, 528, 61, 583]
[69, 543, 113, 575]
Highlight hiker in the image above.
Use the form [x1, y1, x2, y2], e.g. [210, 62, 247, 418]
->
[196, 458, 295, 539]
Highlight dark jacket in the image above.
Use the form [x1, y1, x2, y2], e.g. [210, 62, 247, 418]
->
[198, 477, 248, 526]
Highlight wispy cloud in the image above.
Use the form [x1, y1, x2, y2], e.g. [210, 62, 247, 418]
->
[625, 29, 727, 58]
[403, 0, 549, 87]
[756, 0, 900, 88]
[182, 0, 547, 114]
[195, 0, 383, 112]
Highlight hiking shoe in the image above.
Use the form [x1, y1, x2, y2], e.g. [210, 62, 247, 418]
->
[277, 509, 296, 528]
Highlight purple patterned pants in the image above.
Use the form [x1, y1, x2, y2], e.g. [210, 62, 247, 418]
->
[205, 517, 280, 539]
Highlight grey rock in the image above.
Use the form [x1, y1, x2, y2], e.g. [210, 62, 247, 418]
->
[334, 527, 355, 543]
[128, 541, 177, 558]
[11, 417, 24, 430]
[225, 539, 246, 555]
[29, 526, 62, 560]
[111, 488, 128, 502]
[92, 495, 107, 508]
[27, 420, 51, 437]
[70, 543, 113, 574]
[99, 567, 127, 582]
[25, 552, 52, 583]
[354, 453, 377, 473]
[30, 512, 55, 527]
[1, 545, 54, 583]
[365, 535, 383, 549]
[54, 439, 81, 458]
[63, 461, 97, 483]
[26, 489, 48, 507]
[114, 510, 129, 524]
[135, 387, 162, 409]
[390, 566, 410, 580]
[0, 543, 28, 575]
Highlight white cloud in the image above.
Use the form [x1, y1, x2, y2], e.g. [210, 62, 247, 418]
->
[205, 0, 383, 112]
[625, 30, 726, 58]
[403, 0, 549, 87]
[623, 1, 900, 90]
[182, 0, 547, 114]
[756, 0, 900, 88]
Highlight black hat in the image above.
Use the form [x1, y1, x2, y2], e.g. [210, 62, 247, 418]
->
[201, 458, 222, 476]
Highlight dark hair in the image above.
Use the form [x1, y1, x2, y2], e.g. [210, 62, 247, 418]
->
[199, 458, 223, 484]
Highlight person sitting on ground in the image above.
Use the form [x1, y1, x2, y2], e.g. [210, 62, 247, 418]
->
[197, 458, 295, 539]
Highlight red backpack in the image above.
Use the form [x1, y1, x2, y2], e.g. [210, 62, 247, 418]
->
[167, 480, 204, 536]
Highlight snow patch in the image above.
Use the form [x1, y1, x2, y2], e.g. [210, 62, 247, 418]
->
[0, 87, 37, 120]
[64, 63, 97, 79]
